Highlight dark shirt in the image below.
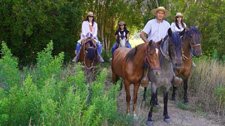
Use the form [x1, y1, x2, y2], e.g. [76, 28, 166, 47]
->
[115, 29, 129, 39]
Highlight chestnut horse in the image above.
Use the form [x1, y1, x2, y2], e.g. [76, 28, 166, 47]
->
[171, 26, 202, 104]
[112, 40, 162, 119]
[77, 39, 98, 70]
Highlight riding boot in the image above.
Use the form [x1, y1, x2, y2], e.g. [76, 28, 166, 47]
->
[72, 50, 80, 62]
[172, 76, 183, 87]
[192, 61, 196, 67]
[140, 65, 149, 87]
[97, 52, 104, 63]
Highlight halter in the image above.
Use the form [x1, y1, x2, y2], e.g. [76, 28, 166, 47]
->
[83, 39, 97, 70]
[144, 42, 161, 70]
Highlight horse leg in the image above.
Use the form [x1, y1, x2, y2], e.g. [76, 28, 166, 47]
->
[183, 78, 189, 104]
[163, 90, 170, 123]
[124, 80, 131, 115]
[133, 83, 140, 120]
[147, 85, 157, 126]
[171, 85, 177, 102]
[154, 89, 159, 108]
[142, 87, 147, 101]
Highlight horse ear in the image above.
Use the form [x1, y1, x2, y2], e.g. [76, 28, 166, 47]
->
[168, 28, 172, 37]
[180, 29, 185, 36]
[184, 27, 190, 31]
[148, 40, 152, 45]
[156, 39, 162, 47]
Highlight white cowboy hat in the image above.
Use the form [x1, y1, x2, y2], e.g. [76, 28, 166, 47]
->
[151, 6, 170, 18]
[87, 12, 94, 17]
[174, 12, 184, 19]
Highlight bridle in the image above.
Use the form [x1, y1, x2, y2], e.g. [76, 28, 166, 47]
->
[144, 42, 161, 70]
[182, 35, 201, 60]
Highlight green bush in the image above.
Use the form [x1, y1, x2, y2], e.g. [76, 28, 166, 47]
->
[0, 42, 21, 92]
[0, 42, 121, 125]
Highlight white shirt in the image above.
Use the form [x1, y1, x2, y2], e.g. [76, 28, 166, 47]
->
[171, 22, 186, 32]
[80, 21, 98, 39]
[142, 19, 170, 42]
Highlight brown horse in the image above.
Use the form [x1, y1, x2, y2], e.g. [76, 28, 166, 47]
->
[171, 26, 202, 104]
[77, 39, 99, 70]
[111, 40, 162, 119]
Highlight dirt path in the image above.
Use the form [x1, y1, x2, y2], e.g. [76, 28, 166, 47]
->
[105, 67, 224, 126]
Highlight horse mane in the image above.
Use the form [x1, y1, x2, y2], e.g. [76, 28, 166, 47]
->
[170, 32, 183, 47]
[185, 26, 201, 37]
[125, 43, 144, 61]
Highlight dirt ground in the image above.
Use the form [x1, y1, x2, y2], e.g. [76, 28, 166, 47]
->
[105, 67, 224, 126]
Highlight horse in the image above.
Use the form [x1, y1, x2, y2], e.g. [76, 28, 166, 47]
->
[144, 28, 185, 126]
[117, 31, 127, 47]
[111, 39, 162, 119]
[171, 26, 202, 104]
[77, 38, 98, 70]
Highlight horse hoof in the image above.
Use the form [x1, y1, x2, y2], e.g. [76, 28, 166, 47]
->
[126, 114, 132, 119]
[164, 118, 170, 123]
[133, 114, 139, 122]
[146, 121, 153, 126]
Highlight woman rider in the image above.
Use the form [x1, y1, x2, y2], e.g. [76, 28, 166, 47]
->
[73, 12, 104, 62]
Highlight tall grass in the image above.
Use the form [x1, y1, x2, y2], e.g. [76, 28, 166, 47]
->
[0, 41, 122, 125]
[188, 58, 225, 116]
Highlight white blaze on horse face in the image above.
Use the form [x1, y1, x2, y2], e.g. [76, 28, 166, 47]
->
[155, 48, 159, 56]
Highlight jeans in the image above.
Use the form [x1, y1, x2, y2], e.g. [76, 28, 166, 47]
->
[76, 40, 102, 55]
[112, 41, 131, 56]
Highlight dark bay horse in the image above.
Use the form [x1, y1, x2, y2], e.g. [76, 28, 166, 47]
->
[77, 39, 98, 70]
[171, 26, 202, 104]
[145, 29, 185, 126]
[112, 40, 162, 119]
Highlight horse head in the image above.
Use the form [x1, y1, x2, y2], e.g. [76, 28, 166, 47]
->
[145, 40, 162, 76]
[185, 26, 202, 57]
[164, 28, 184, 70]
[80, 38, 97, 69]
[118, 32, 126, 47]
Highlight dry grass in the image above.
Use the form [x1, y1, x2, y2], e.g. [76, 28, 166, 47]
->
[183, 59, 225, 116]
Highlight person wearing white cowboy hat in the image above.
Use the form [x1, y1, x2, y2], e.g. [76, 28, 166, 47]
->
[171, 12, 187, 32]
[73, 11, 104, 63]
[111, 21, 131, 57]
[139, 6, 171, 85]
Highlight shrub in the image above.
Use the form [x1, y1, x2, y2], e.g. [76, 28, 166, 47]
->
[0, 42, 122, 125]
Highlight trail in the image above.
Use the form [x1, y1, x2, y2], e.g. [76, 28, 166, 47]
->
[105, 67, 224, 126]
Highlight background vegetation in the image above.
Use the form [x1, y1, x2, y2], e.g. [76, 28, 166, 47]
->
[0, 0, 224, 66]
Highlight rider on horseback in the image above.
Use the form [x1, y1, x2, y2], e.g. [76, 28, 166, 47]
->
[111, 21, 131, 56]
[140, 6, 183, 87]
[72, 12, 104, 62]
[171, 12, 196, 67]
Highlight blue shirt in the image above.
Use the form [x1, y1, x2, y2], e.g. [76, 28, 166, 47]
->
[142, 19, 170, 42]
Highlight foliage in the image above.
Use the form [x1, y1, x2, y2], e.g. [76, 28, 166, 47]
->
[0, 42, 121, 125]
[0, 42, 20, 92]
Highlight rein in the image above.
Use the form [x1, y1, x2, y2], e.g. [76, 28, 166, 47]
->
[160, 37, 170, 61]
[144, 43, 161, 70]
